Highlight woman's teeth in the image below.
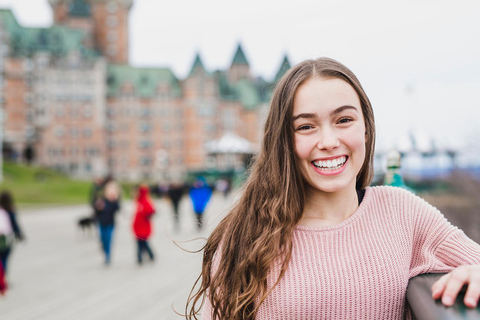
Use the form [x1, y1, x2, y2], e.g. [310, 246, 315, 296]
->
[313, 156, 347, 170]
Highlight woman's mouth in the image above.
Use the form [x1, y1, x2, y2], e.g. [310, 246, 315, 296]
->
[312, 156, 348, 171]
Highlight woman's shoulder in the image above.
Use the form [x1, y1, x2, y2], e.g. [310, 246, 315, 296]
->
[366, 185, 437, 213]
[367, 185, 416, 199]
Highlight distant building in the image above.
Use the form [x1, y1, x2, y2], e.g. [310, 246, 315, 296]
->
[0, 0, 291, 181]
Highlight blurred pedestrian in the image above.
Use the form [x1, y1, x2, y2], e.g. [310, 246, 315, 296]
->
[90, 174, 113, 217]
[0, 191, 25, 274]
[188, 177, 212, 230]
[96, 180, 121, 265]
[167, 182, 184, 231]
[0, 259, 6, 295]
[215, 177, 231, 199]
[132, 184, 156, 265]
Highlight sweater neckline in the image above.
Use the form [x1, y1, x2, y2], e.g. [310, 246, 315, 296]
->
[295, 186, 372, 232]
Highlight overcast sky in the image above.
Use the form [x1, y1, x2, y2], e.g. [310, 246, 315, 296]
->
[1, 0, 480, 152]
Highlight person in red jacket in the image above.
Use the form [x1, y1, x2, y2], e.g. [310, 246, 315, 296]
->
[132, 184, 156, 265]
[0, 260, 6, 295]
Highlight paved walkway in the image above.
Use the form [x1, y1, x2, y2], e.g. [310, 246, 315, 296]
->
[0, 193, 236, 320]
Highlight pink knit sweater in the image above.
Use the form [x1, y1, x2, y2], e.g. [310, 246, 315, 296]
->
[202, 186, 480, 319]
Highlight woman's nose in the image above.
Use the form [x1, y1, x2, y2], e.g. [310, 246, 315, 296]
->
[316, 127, 340, 151]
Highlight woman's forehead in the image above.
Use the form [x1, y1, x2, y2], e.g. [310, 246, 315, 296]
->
[293, 77, 360, 114]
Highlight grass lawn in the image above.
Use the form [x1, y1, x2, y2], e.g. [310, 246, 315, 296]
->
[0, 162, 93, 207]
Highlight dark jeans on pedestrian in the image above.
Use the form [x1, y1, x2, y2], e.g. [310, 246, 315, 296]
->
[137, 239, 154, 264]
[195, 212, 204, 230]
[99, 225, 114, 264]
[172, 201, 180, 229]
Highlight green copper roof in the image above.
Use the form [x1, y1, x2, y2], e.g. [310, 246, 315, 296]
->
[231, 43, 249, 66]
[233, 79, 261, 110]
[214, 70, 269, 110]
[107, 64, 181, 98]
[274, 55, 292, 82]
[69, 0, 91, 17]
[0, 9, 98, 58]
[189, 53, 206, 76]
[214, 71, 236, 100]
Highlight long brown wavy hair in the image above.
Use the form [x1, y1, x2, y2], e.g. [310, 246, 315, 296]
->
[186, 57, 376, 319]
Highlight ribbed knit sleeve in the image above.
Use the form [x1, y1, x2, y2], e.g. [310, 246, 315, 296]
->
[406, 188, 480, 277]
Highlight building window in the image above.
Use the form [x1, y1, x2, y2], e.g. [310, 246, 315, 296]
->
[69, 162, 78, 172]
[85, 147, 98, 156]
[70, 128, 79, 138]
[70, 108, 79, 118]
[107, 31, 117, 42]
[83, 128, 92, 137]
[139, 140, 152, 149]
[139, 123, 151, 133]
[83, 108, 92, 118]
[197, 103, 215, 116]
[54, 126, 65, 137]
[140, 157, 152, 166]
[107, 123, 116, 132]
[205, 124, 216, 132]
[106, 1, 118, 13]
[107, 16, 118, 28]
[107, 45, 117, 56]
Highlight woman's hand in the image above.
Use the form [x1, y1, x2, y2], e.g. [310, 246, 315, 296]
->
[431, 265, 480, 308]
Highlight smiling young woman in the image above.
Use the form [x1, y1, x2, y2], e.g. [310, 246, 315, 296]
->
[186, 58, 480, 320]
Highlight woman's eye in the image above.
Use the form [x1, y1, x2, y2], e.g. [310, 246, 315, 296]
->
[338, 117, 353, 124]
[297, 125, 313, 131]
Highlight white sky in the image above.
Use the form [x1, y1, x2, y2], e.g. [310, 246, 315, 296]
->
[1, 0, 480, 151]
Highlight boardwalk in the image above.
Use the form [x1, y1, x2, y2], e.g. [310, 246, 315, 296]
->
[0, 193, 235, 320]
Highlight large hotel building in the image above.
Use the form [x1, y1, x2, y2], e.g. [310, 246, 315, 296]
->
[0, 0, 291, 181]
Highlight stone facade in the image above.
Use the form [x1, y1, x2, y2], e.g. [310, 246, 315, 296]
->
[0, 0, 290, 181]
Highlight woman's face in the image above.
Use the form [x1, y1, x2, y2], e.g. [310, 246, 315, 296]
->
[292, 77, 366, 194]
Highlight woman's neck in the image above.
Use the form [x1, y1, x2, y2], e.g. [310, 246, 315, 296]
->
[298, 186, 359, 227]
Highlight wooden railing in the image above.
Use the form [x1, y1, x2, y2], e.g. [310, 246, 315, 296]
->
[407, 273, 480, 320]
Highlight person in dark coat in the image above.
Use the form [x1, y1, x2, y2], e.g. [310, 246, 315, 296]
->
[132, 185, 156, 264]
[167, 182, 185, 231]
[0, 191, 25, 274]
[188, 177, 213, 230]
[96, 181, 121, 265]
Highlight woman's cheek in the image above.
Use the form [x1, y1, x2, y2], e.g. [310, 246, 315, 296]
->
[294, 138, 311, 160]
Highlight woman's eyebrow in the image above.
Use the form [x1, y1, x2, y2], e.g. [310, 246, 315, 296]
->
[331, 105, 358, 116]
[292, 105, 358, 121]
[292, 113, 317, 121]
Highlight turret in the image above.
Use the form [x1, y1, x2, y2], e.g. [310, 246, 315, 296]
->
[48, 0, 133, 63]
[228, 43, 250, 83]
